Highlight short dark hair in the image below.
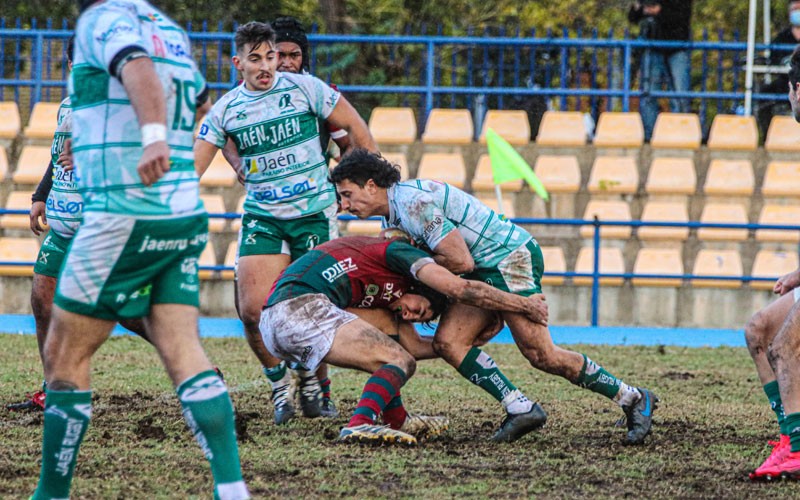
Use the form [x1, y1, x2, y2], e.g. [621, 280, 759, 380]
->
[790, 45, 800, 89]
[234, 21, 276, 54]
[407, 282, 450, 321]
[66, 35, 75, 63]
[272, 16, 310, 71]
[329, 149, 401, 188]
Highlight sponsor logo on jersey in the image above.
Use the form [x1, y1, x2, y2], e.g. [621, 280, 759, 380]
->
[247, 152, 297, 174]
[38, 251, 49, 264]
[199, 123, 209, 136]
[234, 116, 302, 150]
[96, 24, 133, 43]
[252, 178, 316, 202]
[47, 198, 83, 214]
[236, 110, 247, 121]
[365, 284, 380, 296]
[279, 94, 296, 112]
[422, 215, 443, 238]
[321, 257, 358, 283]
[381, 282, 402, 302]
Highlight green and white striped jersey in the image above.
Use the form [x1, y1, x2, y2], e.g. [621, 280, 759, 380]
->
[384, 180, 534, 269]
[70, 0, 206, 218]
[47, 96, 83, 237]
[197, 72, 340, 220]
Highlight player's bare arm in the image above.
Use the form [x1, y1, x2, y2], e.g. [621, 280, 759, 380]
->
[430, 231, 475, 275]
[416, 262, 548, 325]
[326, 96, 378, 152]
[121, 57, 169, 186]
[193, 136, 220, 177]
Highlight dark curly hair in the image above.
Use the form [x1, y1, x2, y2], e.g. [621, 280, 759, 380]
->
[271, 16, 310, 71]
[407, 281, 450, 321]
[791, 45, 800, 90]
[235, 21, 276, 54]
[329, 149, 401, 188]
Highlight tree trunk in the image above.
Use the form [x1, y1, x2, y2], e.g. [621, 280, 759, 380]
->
[319, 0, 352, 33]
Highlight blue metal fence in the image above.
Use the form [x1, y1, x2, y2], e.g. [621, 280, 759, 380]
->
[1, 20, 797, 132]
[1, 210, 795, 326]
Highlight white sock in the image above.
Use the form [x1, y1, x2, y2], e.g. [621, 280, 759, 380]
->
[502, 389, 534, 414]
[614, 384, 641, 407]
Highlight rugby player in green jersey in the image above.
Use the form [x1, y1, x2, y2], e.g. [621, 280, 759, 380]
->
[194, 21, 377, 425]
[332, 150, 659, 444]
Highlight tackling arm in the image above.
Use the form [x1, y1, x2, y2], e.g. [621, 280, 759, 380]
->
[416, 262, 548, 325]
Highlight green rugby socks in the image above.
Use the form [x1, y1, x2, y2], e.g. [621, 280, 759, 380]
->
[458, 347, 532, 414]
[178, 370, 248, 500]
[764, 381, 787, 434]
[576, 355, 640, 407]
[32, 390, 92, 500]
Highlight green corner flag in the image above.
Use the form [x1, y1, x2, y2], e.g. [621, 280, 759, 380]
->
[486, 128, 549, 201]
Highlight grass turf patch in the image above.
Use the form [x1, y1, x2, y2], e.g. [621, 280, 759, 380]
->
[1, 333, 797, 498]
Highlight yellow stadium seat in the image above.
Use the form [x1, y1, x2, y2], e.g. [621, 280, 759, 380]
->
[644, 157, 696, 196]
[229, 195, 246, 232]
[13, 146, 50, 184]
[0, 102, 21, 140]
[474, 193, 515, 219]
[368, 107, 417, 144]
[533, 155, 581, 194]
[200, 150, 238, 188]
[0, 191, 38, 230]
[703, 159, 754, 196]
[579, 200, 632, 239]
[691, 249, 743, 288]
[593, 112, 644, 148]
[587, 156, 638, 195]
[0, 146, 9, 180]
[762, 161, 800, 197]
[478, 110, 530, 145]
[755, 204, 800, 243]
[633, 248, 683, 287]
[198, 241, 217, 280]
[650, 113, 702, 149]
[707, 114, 758, 151]
[574, 246, 625, 286]
[221, 241, 238, 280]
[637, 200, 690, 241]
[540, 246, 566, 286]
[0, 237, 39, 276]
[200, 194, 227, 233]
[751, 250, 799, 290]
[536, 111, 587, 146]
[344, 218, 383, 236]
[421, 109, 473, 145]
[382, 152, 410, 180]
[765, 115, 800, 152]
[23, 102, 60, 141]
[416, 152, 466, 188]
[471, 154, 522, 192]
[697, 203, 748, 241]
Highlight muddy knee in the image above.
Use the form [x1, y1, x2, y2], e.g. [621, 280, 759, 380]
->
[745, 311, 771, 355]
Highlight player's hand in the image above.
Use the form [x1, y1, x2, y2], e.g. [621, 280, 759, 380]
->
[29, 201, 47, 235]
[58, 139, 74, 172]
[137, 141, 171, 186]
[525, 294, 549, 326]
[773, 269, 800, 295]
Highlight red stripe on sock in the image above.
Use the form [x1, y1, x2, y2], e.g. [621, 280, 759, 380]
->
[382, 405, 408, 430]
[363, 382, 394, 402]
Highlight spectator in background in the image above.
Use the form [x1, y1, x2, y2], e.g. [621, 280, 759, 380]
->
[755, 0, 800, 139]
[629, 0, 693, 141]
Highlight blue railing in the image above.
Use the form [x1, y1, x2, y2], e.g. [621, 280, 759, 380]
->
[3, 209, 793, 327]
[1, 22, 797, 131]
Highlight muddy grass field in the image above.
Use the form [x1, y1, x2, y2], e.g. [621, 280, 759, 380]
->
[1, 333, 799, 499]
